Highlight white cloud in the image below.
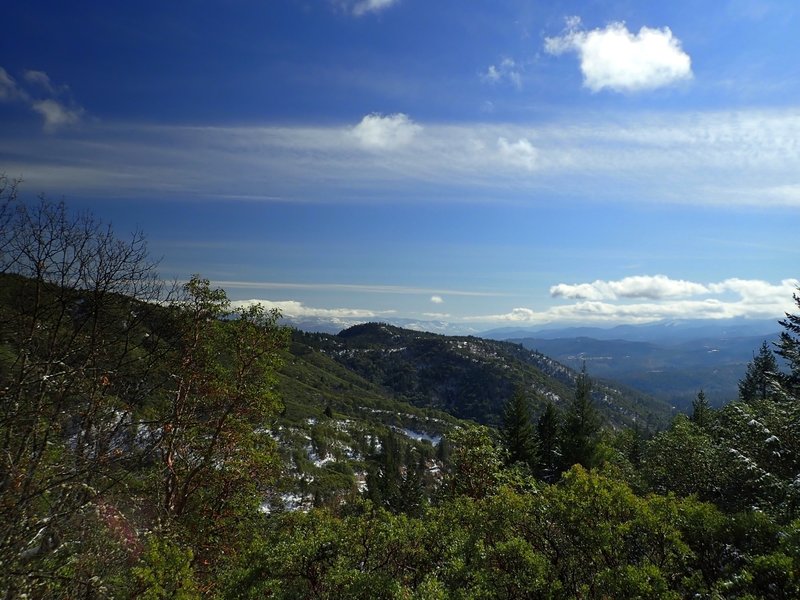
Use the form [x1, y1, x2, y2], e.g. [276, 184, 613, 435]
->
[497, 137, 538, 170]
[551, 275, 709, 300]
[352, 112, 421, 150]
[545, 17, 692, 92]
[464, 307, 538, 322]
[463, 277, 798, 325]
[32, 99, 82, 132]
[0, 68, 23, 102]
[230, 298, 395, 319]
[213, 280, 501, 297]
[23, 70, 57, 94]
[482, 58, 522, 88]
[423, 312, 451, 318]
[7, 108, 800, 207]
[430, 295, 444, 304]
[0, 66, 83, 132]
[350, 0, 399, 17]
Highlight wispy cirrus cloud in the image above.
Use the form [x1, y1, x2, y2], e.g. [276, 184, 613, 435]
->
[6, 108, 800, 207]
[545, 17, 692, 92]
[213, 280, 502, 297]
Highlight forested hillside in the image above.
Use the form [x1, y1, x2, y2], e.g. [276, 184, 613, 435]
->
[2, 187, 799, 598]
[298, 323, 671, 429]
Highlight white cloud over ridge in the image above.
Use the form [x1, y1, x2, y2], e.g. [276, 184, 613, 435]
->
[551, 275, 709, 300]
[545, 17, 692, 92]
[230, 298, 396, 319]
[352, 112, 421, 149]
[467, 277, 798, 324]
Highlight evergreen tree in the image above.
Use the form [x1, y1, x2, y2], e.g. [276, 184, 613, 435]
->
[500, 386, 538, 469]
[560, 364, 601, 470]
[777, 290, 800, 397]
[691, 389, 713, 428]
[739, 341, 780, 402]
[537, 400, 561, 482]
[397, 451, 426, 516]
[366, 431, 403, 510]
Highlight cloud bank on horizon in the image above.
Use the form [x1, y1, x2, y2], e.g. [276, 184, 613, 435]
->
[227, 276, 798, 328]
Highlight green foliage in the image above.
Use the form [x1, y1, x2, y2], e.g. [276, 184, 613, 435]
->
[445, 425, 504, 500]
[642, 414, 727, 501]
[132, 535, 200, 599]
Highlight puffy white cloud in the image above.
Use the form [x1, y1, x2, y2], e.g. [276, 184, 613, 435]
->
[708, 278, 798, 302]
[531, 276, 797, 325]
[551, 275, 709, 301]
[430, 295, 444, 304]
[545, 17, 692, 92]
[497, 136, 538, 170]
[352, 112, 421, 150]
[32, 99, 82, 132]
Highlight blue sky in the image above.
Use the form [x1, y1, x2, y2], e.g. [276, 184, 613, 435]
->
[2, 0, 799, 331]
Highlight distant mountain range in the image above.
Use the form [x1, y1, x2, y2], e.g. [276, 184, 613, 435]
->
[282, 316, 784, 412]
[480, 318, 781, 344]
[493, 319, 783, 410]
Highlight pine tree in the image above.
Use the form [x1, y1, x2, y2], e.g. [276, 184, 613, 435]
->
[537, 400, 561, 482]
[776, 290, 800, 397]
[500, 386, 538, 469]
[561, 364, 601, 470]
[739, 341, 780, 402]
[691, 389, 712, 428]
[367, 431, 403, 510]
